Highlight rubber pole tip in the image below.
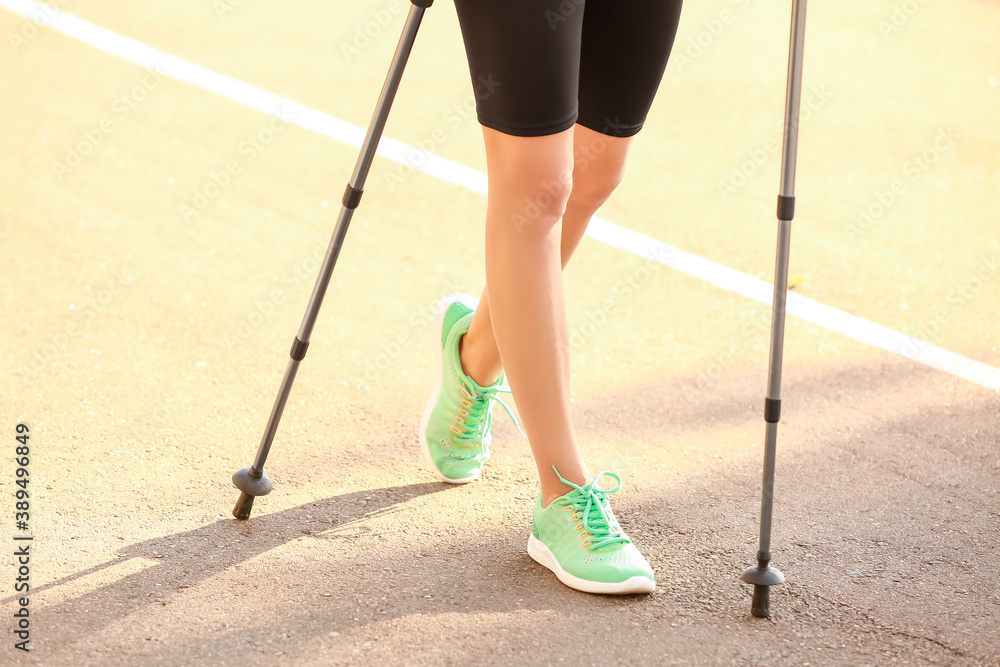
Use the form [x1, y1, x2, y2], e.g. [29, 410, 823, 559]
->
[750, 584, 771, 618]
[233, 491, 255, 520]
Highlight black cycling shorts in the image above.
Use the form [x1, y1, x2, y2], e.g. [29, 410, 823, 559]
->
[453, 0, 683, 138]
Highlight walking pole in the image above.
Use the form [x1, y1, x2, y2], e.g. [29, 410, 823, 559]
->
[741, 0, 807, 617]
[231, 0, 435, 520]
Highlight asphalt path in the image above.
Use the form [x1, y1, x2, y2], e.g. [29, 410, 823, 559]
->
[1, 0, 998, 664]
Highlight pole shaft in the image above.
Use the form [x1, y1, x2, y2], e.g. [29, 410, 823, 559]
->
[757, 422, 779, 554]
[756, 0, 807, 563]
[765, 220, 793, 405]
[299, 5, 426, 343]
[251, 357, 301, 473]
[243, 5, 428, 480]
[779, 1, 807, 201]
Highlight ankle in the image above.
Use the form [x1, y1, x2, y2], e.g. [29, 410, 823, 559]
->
[540, 466, 591, 507]
[541, 488, 570, 508]
[458, 333, 502, 387]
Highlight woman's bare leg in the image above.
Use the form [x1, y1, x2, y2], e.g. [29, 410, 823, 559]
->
[462, 124, 633, 386]
[459, 124, 634, 505]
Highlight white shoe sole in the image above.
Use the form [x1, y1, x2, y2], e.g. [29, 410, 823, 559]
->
[527, 535, 656, 595]
[418, 293, 481, 485]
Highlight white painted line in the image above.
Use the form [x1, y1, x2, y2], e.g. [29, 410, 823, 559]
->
[588, 218, 1000, 391]
[4, 0, 998, 391]
[0, 0, 489, 195]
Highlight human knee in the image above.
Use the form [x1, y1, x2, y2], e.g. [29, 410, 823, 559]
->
[567, 164, 625, 214]
[509, 171, 573, 235]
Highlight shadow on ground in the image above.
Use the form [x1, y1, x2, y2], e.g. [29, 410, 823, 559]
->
[17, 357, 998, 665]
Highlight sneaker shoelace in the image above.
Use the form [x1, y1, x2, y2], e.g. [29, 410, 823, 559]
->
[553, 467, 631, 551]
[449, 379, 524, 458]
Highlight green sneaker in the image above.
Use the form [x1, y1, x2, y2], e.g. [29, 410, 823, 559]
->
[528, 467, 655, 594]
[419, 293, 520, 484]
